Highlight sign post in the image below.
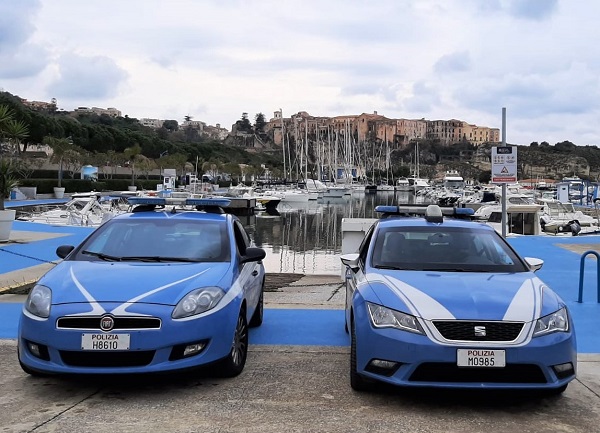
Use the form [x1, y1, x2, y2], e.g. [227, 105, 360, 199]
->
[491, 108, 518, 238]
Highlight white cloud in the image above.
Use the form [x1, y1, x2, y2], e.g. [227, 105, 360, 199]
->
[47, 53, 128, 100]
[1, 0, 599, 146]
[0, 0, 49, 79]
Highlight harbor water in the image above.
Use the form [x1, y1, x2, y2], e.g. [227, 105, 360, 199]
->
[241, 191, 426, 275]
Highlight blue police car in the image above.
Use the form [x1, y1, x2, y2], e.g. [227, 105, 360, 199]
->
[341, 205, 576, 394]
[18, 197, 266, 377]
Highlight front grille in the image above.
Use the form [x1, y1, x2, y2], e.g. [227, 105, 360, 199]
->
[410, 362, 547, 383]
[60, 350, 155, 367]
[57, 316, 161, 330]
[433, 321, 523, 342]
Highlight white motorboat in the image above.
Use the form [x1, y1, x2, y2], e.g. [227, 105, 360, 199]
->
[18, 193, 126, 226]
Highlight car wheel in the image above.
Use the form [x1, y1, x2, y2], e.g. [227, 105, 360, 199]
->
[249, 280, 264, 328]
[217, 310, 249, 377]
[350, 320, 372, 392]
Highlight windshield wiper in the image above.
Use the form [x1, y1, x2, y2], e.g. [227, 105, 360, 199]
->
[374, 265, 403, 270]
[422, 268, 468, 272]
[119, 256, 201, 263]
[81, 250, 123, 261]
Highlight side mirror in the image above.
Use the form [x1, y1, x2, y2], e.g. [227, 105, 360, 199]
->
[340, 253, 360, 272]
[241, 247, 266, 264]
[56, 245, 75, 259]
[524, 257, 544, 272]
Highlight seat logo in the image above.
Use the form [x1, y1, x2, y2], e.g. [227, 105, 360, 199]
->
[474, 326, 487, 337]
[100, 315, 115, 332]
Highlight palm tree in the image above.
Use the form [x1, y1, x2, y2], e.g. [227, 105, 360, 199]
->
[43, 136, 74, 188]
[3, 119, 30, 155]
[0, 158, 18, 211]
[0, 104, 23, 211]
[124, 144, 142, 187]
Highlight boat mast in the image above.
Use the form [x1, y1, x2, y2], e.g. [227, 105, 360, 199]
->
[281, 109, 287, 181]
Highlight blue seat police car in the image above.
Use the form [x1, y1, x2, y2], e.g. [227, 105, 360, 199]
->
[341, 204, 576, 394]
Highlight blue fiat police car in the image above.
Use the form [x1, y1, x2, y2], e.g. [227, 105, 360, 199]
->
[341, 205, 576, 394]
[18, 197, 266, 377]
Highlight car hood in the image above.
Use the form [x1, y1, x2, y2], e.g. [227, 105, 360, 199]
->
[40, 261, 232, 306]
[365, 270, 562, 322]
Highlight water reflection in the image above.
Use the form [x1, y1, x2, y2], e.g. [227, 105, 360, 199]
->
[240, 191, 426, 275]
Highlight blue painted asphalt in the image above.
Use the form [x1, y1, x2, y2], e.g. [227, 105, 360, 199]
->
[0, 220, 599, 352]
[0, 306, 350, 345]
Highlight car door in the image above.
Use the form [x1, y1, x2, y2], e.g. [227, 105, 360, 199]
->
[345, 224, 375, 324]
[233, 220, 263, 316]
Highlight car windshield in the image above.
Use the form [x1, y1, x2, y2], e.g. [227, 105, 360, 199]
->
[76, 218, 230, 262]
[371, 226, 527, 272]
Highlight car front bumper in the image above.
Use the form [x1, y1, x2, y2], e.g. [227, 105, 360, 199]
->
[354, 308, 577, 390]
[18, 301, 241, 375]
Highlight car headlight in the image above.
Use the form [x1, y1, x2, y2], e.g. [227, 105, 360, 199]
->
[533, 307, 569, 337]
[25, 285, 52, 318]
[367, 302, 424, 335]
[172, 287, 225, 319]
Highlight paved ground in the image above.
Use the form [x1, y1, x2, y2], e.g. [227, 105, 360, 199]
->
[1, 343, 599, 433]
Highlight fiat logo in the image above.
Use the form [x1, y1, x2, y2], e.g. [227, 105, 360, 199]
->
[100, 315, 115, 332]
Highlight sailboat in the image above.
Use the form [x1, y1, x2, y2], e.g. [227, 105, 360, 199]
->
[377, 129, 395, 191]
[408, 140, 430, 192]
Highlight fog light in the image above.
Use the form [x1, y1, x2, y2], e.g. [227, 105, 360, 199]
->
[552, 362, 575, 379]
[183, 343, 206, 357]
[28, 342, 41, 358]
[365, 359, 401, 376]
[26, 341, 50, 360]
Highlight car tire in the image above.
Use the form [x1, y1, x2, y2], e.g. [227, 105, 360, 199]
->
[249, 280, 264, 328]
[350, 320, 372, 392]
[216, 309, 249, 377]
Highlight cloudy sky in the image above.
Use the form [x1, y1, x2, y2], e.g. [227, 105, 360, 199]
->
[1, 0, 598, 146]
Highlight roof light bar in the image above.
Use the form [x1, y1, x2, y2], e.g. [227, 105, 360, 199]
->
[128, 197, 167, 206]
[374, 204, 474, 220]
[186, 198, 231, 207]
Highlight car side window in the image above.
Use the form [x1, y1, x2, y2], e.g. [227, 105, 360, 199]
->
[233, 220, 250, 256]
[358, 224, 375, 266]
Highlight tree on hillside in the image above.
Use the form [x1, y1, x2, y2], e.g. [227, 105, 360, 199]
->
[163, 120, 178, 132]
[254, 113, 267, 135]
[238, 113, 252, 133]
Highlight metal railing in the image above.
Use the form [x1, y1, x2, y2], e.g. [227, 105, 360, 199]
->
[578, 250, 600, 303]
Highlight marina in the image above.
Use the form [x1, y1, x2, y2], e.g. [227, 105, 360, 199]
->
[5, 188, 600, 274]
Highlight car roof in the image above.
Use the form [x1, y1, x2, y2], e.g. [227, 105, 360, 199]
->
[373, 204, 493, 231]
[376, 216, 493, 231]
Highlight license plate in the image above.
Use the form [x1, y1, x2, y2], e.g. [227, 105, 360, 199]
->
[457, 349, 505, 368]
[81, 333, 130, 351]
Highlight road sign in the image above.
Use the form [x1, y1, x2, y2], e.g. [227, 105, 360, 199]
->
[491, 146, 517, 183]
